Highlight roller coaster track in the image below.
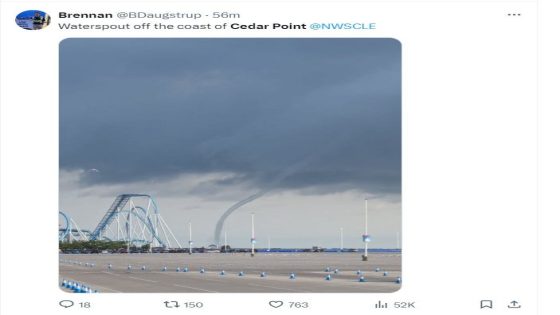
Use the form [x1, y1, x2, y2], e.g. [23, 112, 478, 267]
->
[88, 194, 181, 248]
[90, 194, 149, 240]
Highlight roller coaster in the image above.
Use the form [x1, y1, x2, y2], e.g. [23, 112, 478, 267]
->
[60, 194, 182, 249]
[59, 211, 91, 242]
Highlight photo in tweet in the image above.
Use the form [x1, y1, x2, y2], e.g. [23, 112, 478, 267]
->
[58, 38, 401, 293]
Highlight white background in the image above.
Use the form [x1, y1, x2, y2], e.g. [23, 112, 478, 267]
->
[1, 1, 555, 314]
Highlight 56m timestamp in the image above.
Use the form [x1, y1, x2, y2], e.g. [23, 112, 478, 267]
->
[211, 12, 240, 18]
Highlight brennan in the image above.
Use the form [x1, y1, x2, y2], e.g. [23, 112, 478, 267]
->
[59, 12, 113, 18]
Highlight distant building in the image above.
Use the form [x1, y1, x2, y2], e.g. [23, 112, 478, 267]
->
[312, 246, 324, 252]
[207, 244, 220, 253]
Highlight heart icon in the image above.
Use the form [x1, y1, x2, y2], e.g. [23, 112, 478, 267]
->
[269, 301, 284, 308]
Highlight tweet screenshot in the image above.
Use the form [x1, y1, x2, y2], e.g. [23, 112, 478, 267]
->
[0, 0, 539, 314]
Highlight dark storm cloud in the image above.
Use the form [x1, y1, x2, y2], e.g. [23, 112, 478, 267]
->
[60, 38, 401, 195]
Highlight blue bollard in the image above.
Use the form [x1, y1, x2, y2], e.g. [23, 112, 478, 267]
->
[289, 273, 296, 279]
[325, 274, 332, 281]
[220, 270, 226, 276]
[359, 276, 366, 282]
[176, 267, 181, 272]
[396, 277, 401, 284]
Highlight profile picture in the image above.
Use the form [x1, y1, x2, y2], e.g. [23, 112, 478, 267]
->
[15, 10, 51, 30]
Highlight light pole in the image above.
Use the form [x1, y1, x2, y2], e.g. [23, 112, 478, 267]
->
[362, 199, 371, 261]
[250, 213, 256, 257]
[340, 227, 344, 252]
[188, 221, 193, 255]
[224, 230, 228, 253]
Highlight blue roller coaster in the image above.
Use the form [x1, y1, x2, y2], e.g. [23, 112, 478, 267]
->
[59, 211, 91, 242]
[61, 194, 181, 249]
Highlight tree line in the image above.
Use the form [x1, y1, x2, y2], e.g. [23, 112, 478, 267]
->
[59, 240, 149, 252]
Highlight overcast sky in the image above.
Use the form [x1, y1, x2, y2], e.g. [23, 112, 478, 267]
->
[59, 38, 401, 248]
